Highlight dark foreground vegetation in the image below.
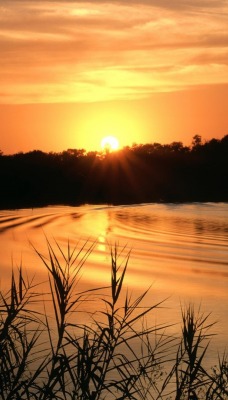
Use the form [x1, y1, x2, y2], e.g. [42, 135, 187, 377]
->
[0, 241, 227, 399]
[1, 135, 228, 209]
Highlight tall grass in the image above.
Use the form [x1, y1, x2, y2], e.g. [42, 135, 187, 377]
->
[0, 240, 227, 399]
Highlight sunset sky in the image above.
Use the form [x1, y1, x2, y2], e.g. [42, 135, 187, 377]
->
[0, 0, 228, 154]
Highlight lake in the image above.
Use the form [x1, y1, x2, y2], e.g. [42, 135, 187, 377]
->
[0, 202, 227, 365]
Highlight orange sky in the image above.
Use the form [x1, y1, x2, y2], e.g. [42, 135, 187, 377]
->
[0, 1, 228, 154]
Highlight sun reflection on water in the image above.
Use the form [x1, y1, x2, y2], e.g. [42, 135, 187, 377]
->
[0, 203, 228, 362]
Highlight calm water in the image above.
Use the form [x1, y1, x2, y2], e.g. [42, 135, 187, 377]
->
[0, 202, 227, 362]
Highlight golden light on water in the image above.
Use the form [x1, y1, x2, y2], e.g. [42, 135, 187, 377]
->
[0, 204, 227, 362]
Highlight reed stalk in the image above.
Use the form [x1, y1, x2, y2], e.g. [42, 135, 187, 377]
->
[0, 240, 227, 399]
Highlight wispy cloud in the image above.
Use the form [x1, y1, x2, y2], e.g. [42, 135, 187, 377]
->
[0, 0, 227, 103]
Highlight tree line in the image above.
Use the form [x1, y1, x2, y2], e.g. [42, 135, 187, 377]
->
[0, 135, 228, 209]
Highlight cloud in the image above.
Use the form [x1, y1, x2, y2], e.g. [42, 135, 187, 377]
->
[189, 51, 228, 66]
[22, 0, 227, 10]
[0, 1, 228, 103]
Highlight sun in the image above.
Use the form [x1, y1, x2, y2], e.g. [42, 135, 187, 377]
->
[101, 135, 119, 152]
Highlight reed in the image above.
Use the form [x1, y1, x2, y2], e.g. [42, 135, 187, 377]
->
[0, 240, 227, 399]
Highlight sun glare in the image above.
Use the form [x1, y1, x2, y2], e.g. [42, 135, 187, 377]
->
[101, 135, 119, 152]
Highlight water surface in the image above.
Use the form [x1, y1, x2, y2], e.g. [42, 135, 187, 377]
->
[0, 202, 227, 362]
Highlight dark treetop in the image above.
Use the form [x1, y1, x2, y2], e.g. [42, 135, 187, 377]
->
[1, 135, 228, 209]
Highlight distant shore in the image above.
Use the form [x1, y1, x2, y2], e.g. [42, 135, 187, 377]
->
[1, 135, 228, 209]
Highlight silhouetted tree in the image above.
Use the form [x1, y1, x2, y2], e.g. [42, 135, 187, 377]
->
[0, 135, 228, 208]
[191, 134, 202, 149]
